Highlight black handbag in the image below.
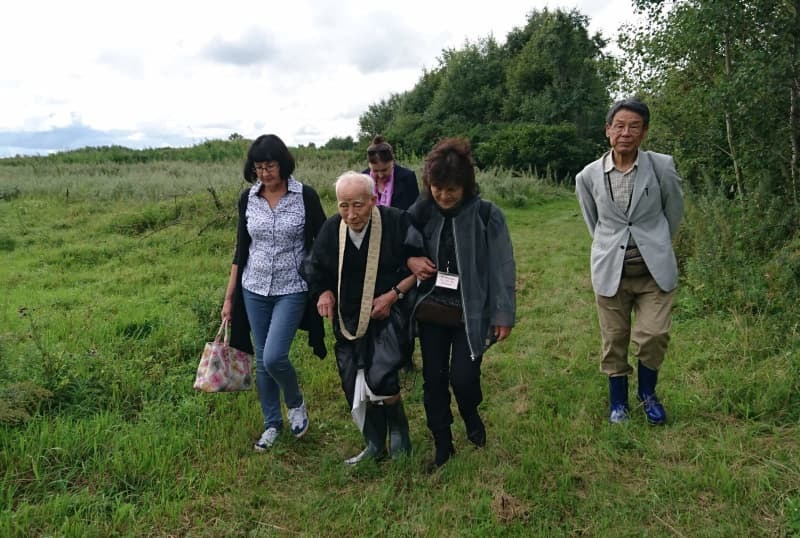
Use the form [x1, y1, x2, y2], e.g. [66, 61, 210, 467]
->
[364, 303, 414, 395]
[415, 294, 463, 327]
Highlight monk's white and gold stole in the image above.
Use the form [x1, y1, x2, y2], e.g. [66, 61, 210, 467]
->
[337, 206, 381, 340]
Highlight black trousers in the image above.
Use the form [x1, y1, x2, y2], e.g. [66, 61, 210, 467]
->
[418, 322, 483, 433]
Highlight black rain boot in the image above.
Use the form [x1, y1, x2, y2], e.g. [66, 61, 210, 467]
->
[344, 403, 387, 465]
[428, 428, 455, 473]
[463, 412, 486, 447]
[385, 399, 412, 460]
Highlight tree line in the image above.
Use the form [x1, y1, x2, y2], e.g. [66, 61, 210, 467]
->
[356, 8, 616, 181]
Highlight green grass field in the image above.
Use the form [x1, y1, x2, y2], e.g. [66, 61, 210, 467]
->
[1, 157, 799, 536]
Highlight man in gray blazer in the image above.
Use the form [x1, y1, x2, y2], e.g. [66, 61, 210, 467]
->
[575, 98, 684, 425]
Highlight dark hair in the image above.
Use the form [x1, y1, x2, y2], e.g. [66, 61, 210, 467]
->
[366, 135, 394, 164]
[242, 134, 296, 183]
[422, 137, 478, 197]
[606, 98, 650, 128]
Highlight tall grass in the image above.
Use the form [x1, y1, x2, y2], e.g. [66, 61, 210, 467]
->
[1, 149, 799, 536]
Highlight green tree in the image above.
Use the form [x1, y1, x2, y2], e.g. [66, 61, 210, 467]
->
[474, 123, 596, 179]
[621, 0, 800, 202]
[357, 94, 402, 143]
[322, 136, 355, 150]
[356, 7, 613, 177]
[503, 8, 615, 138]
[383, 68, 445, 156]
[426, 37, 507, 130]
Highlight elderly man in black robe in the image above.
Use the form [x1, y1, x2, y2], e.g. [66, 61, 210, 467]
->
[305, 171, 418, 465]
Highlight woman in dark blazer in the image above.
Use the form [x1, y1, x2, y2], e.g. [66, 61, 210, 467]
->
[362, 135, 419, 210]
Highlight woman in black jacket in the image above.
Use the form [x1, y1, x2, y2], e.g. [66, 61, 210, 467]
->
[362, 135, 419, 210]
[406, 138, 516, 470]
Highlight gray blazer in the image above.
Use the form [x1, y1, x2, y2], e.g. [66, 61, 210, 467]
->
[575, 150, 684, 297]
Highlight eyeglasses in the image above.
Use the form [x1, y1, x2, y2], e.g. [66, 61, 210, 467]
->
[254, 162, 279, 173]
[609, 123, 644, 135]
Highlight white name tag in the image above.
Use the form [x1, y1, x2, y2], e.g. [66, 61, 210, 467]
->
[435, 271, 460, 290]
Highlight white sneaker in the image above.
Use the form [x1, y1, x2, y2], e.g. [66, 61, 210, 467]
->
[287, 401, 309, 438]
[254, 427, 280, 451]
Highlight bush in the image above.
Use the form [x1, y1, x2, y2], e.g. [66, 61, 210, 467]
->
[676, 193, 800, 352]
[474, 123, 599, 182]
[477, 168, 566, 208]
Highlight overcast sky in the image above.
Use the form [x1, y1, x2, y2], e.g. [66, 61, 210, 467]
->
[0, 0, 637, 157]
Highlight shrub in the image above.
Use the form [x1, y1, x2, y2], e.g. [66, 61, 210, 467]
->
[474, 123, 599, 182]
[677, 193, 800, 352]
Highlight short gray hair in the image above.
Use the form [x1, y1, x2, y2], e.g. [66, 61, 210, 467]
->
[334, 171, 374, 199]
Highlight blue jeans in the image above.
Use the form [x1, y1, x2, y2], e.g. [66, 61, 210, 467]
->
[242, 289, 307, 430]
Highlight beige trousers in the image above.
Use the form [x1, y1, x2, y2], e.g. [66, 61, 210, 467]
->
[595, 275, 674, 376]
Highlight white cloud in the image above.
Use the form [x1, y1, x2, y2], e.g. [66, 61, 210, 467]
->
[0, 0, 638, 156]
[202, 28, 281, 67]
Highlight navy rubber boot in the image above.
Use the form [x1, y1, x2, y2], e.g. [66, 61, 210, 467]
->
[609, 376, 630, 424]
[637, 361, 667, 425]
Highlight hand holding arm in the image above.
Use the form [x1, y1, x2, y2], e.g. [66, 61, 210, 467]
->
[408, 256, 437, 280]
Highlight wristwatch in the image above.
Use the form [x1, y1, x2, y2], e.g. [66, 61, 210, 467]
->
[392, 285, 405, 300]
